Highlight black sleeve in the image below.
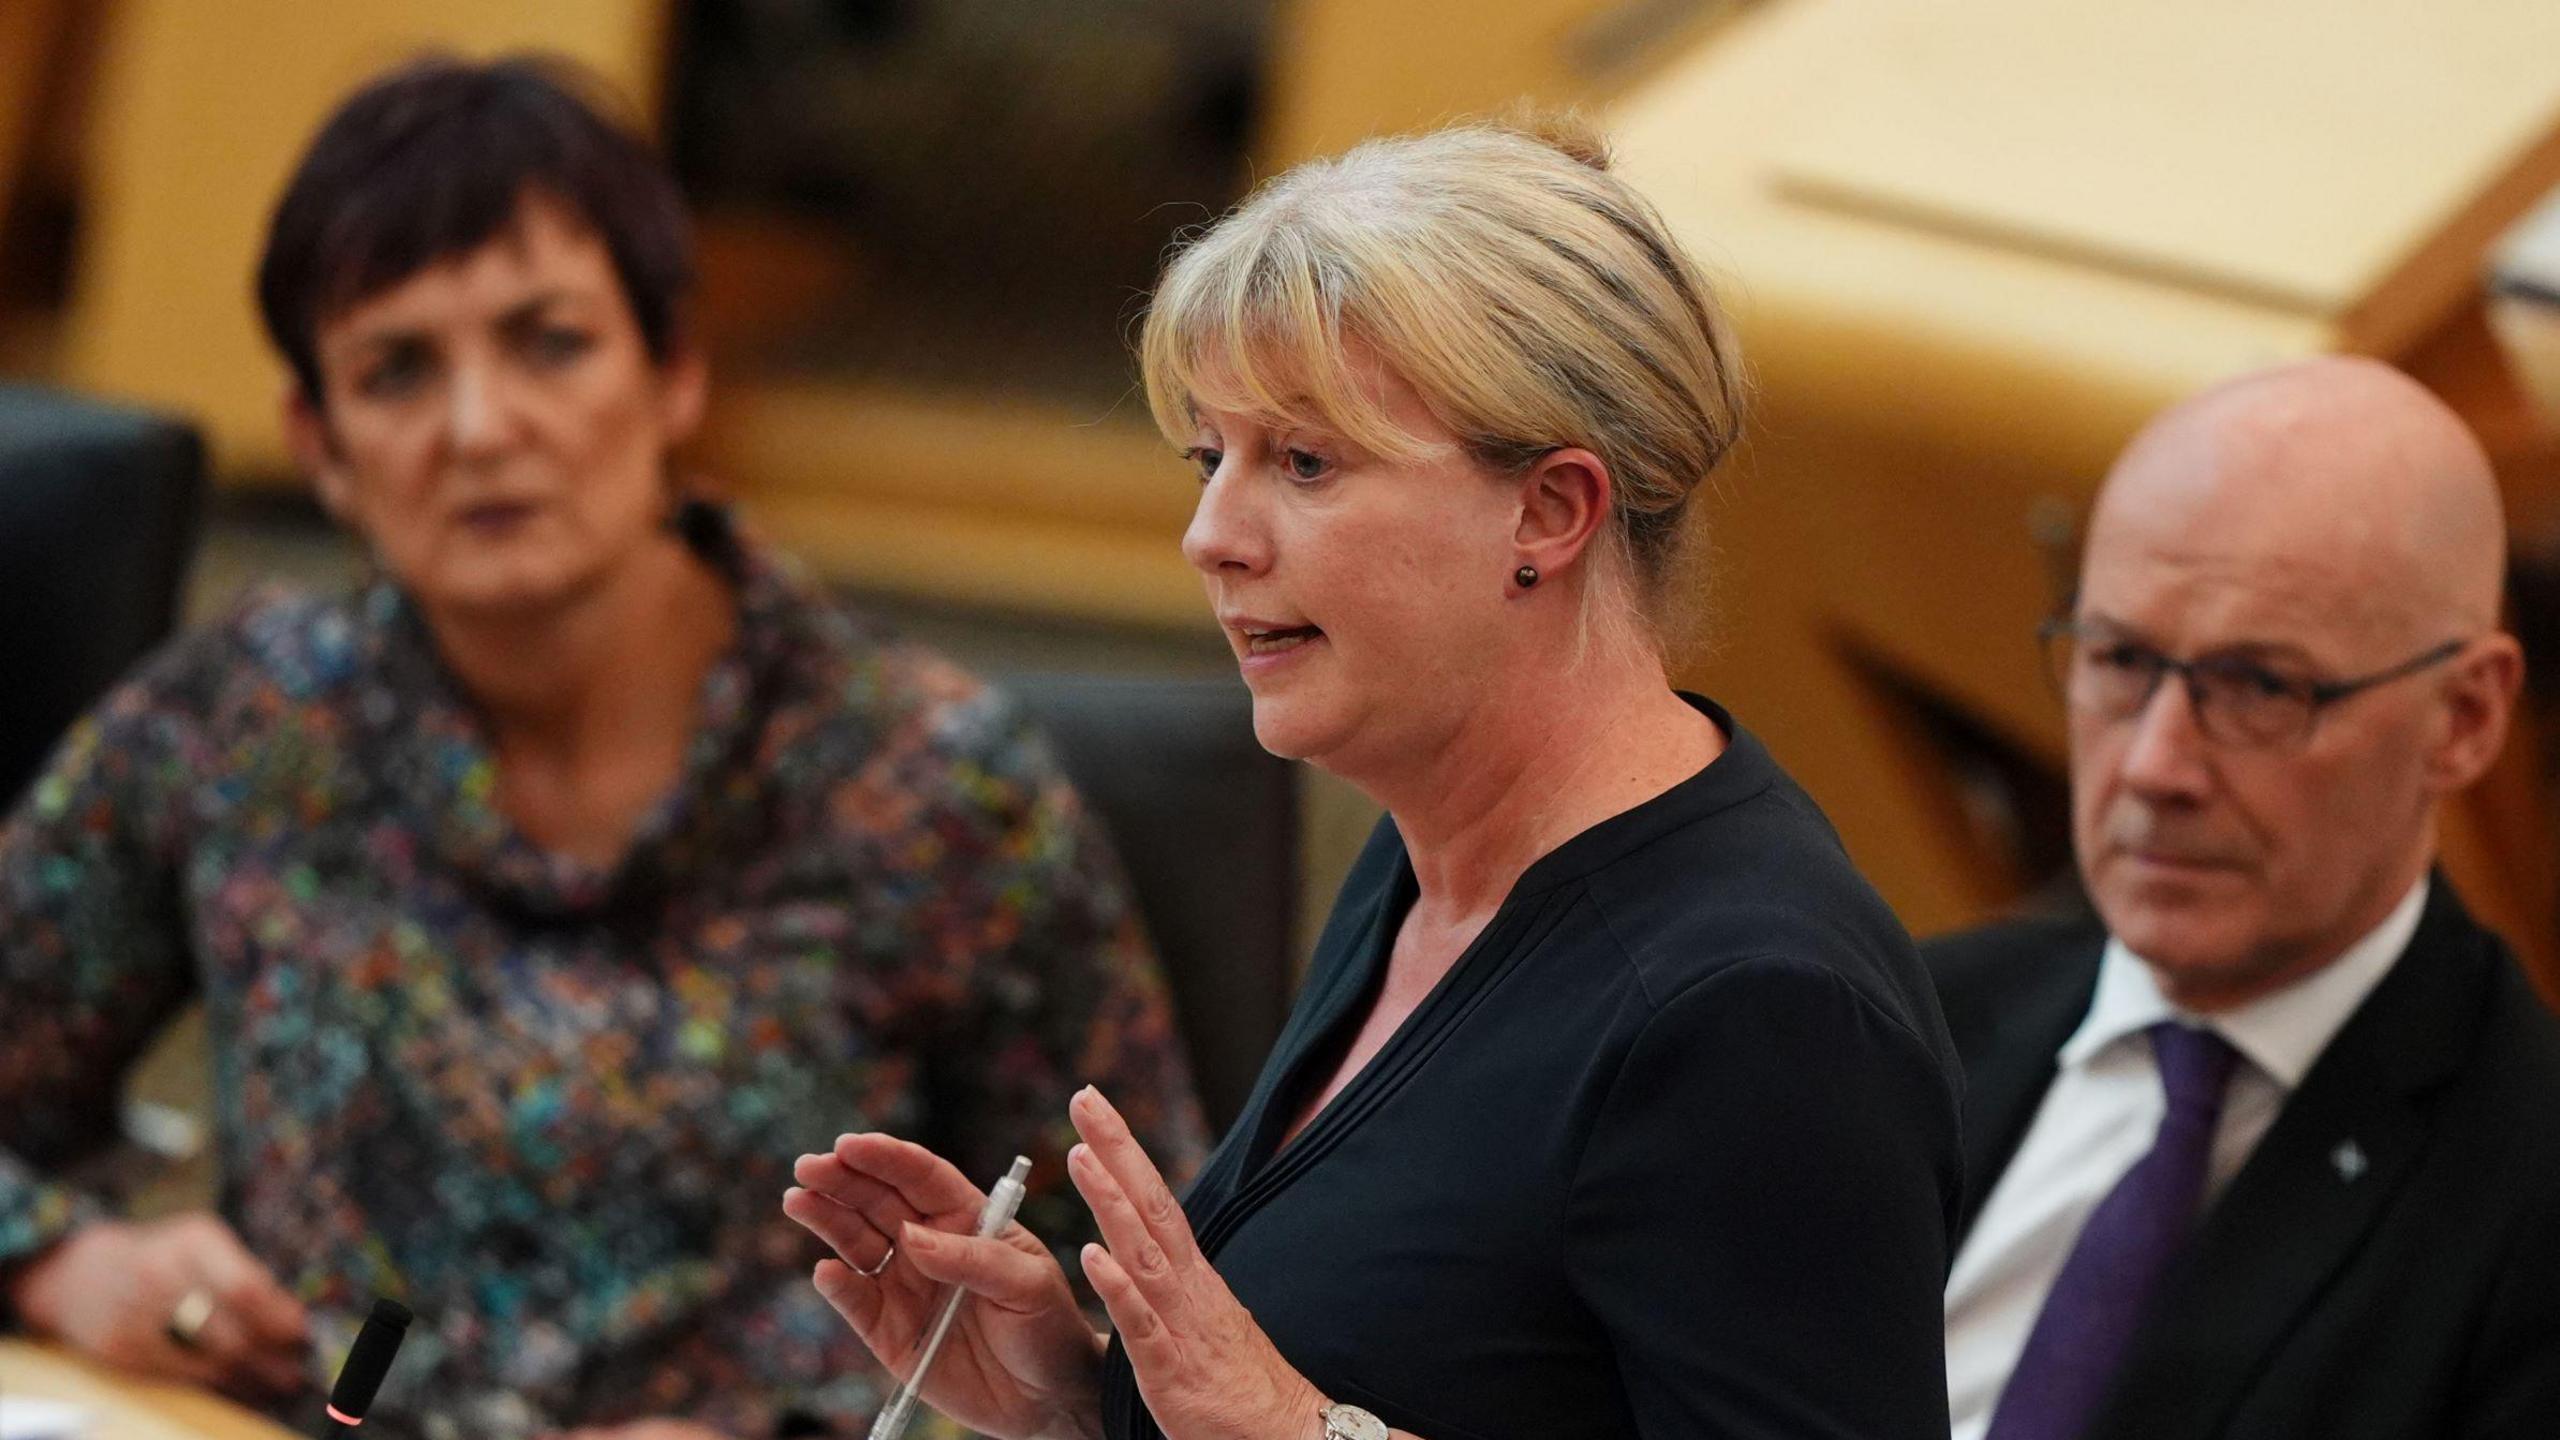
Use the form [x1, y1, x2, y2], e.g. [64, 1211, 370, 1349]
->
[2456, 1187, 2560, 1439]
[1565, 955, 1961, 1440]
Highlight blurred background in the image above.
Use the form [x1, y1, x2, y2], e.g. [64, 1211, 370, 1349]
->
[6, 0, 2560, 1177]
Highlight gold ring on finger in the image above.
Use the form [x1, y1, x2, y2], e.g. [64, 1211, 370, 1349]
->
[165, 1288, 218, 1351]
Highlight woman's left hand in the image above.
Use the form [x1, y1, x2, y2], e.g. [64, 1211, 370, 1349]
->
[1067, 1087, 1326, 1440]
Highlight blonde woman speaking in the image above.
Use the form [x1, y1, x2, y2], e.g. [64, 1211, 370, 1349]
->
[787, 117, 1963, 1440]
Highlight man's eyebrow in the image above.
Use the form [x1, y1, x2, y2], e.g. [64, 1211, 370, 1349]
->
[2076, 612, 2323, 668]
[2071, 610, 2146, 642]
[2199, 640, 2323, 668]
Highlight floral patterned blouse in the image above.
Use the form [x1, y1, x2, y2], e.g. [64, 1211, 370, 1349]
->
[0, 510, 1207, 1439]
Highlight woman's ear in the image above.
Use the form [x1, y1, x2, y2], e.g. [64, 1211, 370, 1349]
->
[282, 384, 358, 526]
[656, 343, 710, 448]
[1513, 447, 1613, 582]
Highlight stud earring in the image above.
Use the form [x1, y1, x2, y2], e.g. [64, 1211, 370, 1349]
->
[1514, 565, 1540, 590]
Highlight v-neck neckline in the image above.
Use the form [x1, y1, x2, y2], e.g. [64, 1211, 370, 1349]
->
[1211, 859, 1572, 1237]
[1199, 695, 1775, 1251]
[1240, 856, 1418, 1178]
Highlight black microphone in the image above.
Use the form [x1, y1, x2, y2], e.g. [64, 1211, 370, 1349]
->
[322, 1296, 412, 1432]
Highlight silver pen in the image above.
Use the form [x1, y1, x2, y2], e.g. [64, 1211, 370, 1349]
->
[868, 1155, 1034, 1440]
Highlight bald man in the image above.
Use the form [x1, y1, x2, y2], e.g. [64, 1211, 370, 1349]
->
[1932, 356, 2559, 1440]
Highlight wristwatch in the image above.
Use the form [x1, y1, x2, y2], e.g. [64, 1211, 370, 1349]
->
[1320, 1402, 1389, 1440]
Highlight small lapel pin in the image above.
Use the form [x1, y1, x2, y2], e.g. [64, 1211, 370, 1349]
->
[2331, 1139, 2369, 1183]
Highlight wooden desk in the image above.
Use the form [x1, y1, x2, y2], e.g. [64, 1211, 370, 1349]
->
[0, 1341, 298, 1440]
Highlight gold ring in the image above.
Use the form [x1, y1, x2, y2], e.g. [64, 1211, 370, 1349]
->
[165, 1288, 217, 1350]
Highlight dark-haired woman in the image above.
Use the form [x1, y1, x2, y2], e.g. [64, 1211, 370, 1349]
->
[0, 55, 1202, 1440]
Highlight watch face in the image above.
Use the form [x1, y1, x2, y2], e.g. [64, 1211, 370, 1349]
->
[1324, 1403, 1390, 1440]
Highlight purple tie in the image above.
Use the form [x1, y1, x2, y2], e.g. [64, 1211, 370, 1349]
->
[1986, 1021, 2241, 1440]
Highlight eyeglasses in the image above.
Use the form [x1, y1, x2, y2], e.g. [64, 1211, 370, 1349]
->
[2038, 619, 2469, 751]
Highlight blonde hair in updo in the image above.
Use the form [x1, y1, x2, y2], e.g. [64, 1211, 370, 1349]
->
[1138, 113, 1746, 649]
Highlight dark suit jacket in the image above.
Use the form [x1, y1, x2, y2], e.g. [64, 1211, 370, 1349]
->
[1928, 882, 2560, 1440]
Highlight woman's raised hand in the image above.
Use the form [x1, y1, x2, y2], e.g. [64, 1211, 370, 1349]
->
[785, 1134, 1107, 1440]
[1066, 1088, 1326, 1440]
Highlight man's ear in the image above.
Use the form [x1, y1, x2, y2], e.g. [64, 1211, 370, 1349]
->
[1513, 447, 1614, 583]
[2425, 633, 2524, 793]
[283, 384, 357, 525]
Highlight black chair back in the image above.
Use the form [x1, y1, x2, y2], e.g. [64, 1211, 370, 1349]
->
[997, 671, 1298, 1131]
[0, 385, 205, 808]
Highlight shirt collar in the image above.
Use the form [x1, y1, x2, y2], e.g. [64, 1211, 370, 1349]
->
[2060, 876, 2429, 1089]
[356, 501, 800, 915]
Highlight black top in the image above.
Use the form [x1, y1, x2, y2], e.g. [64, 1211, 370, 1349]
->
[1101, 698, 1964, 1440]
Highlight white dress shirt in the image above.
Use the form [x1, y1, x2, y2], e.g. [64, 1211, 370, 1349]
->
[1942, 879, 2428, 1440]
